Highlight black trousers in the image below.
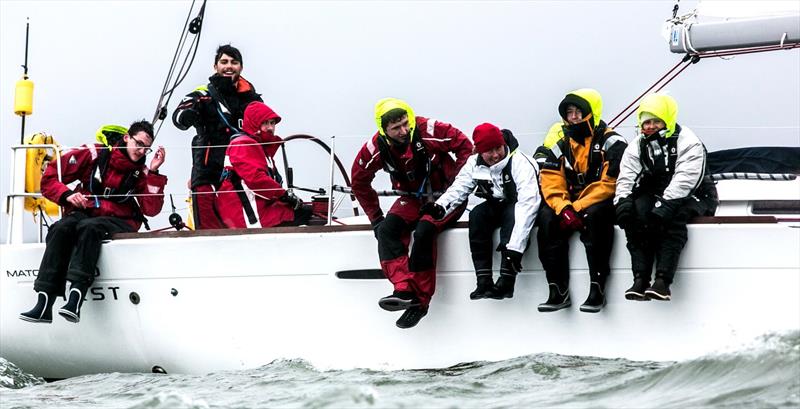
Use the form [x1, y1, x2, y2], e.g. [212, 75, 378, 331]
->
[34, 212, 134, 295]
[536, 200, 615, 288]
[623, 193, 714, 284]
[469, 200, 519, 276]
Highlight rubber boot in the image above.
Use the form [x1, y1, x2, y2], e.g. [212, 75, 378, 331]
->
[470, 275, 495, 300]
[580, 281, 606, 313]
[489, 274, 516, 299]
[625, 277, 651, 301]
[19, 291, 57, 323]
[538, 283, 571, 312]
[58, 285, 87, 323]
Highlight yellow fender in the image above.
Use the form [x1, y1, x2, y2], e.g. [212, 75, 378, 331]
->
[24, 132, 60, 217]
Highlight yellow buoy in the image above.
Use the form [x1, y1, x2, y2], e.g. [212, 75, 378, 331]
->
[14, 76, 34, 116]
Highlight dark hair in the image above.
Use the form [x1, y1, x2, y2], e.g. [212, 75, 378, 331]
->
[128, 120, 155, 141]
[215, 44, 243, 66]
[380, 108, 408, 130]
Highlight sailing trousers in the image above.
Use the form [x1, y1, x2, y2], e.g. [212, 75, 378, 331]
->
[536, 200, 614, 289]
[469, 200, 522, 278]
[623, 193, 714, 284]
[34, 212, 134, 295]
[192, 184, 224, 230]
[374, 197, 466, 307]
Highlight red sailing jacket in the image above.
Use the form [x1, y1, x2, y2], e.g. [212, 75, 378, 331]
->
[41, 144, 168, 231]
[351, 116, 473, 223]
[216, 132, 294, 228]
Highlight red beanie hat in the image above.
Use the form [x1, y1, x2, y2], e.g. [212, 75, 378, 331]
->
[472, 123, 505, 153]
[243, 102, 281, 136]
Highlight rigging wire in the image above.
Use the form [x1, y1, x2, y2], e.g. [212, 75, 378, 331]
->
[151, 0, 207, 137]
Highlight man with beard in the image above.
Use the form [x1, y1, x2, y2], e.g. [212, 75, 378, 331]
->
[351, 98, 473, 329]
[173, 44, 263, 229]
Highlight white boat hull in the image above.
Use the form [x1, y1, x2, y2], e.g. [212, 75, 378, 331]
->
[2, 218, 799, 378]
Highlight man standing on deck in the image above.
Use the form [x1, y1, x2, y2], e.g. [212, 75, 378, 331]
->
[351, 98, 473, 329]
[20, 120, 167, 324]
[173, 44, 263, 229]
[535, 88, 627, 313]
[615, 93, 718, 301]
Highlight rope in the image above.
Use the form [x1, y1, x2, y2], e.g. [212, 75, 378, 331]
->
[151, 0, 207, 136]
[609, 42, 799, 128]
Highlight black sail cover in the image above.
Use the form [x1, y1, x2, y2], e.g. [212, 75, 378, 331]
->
[707, 147, 800, 175]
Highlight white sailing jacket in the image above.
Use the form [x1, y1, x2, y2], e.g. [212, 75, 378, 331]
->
[615, 124, 707, 204]
[436, 148, 541, 253]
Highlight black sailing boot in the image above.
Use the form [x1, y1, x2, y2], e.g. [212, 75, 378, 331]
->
[378, 291, 420, 311]
[625, 276, 651, 301]
[489, 274, 516, 299]
[580, 282, 606, 313]
[58, 285, 87, 323]
[19, 291, 57, 323]
[470, 275, 495, 300]
[396, 306, 428, 329]
[645, 276, 672, 301]
[538, 283, 571, 312]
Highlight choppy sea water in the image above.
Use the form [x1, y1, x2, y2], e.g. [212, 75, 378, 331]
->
[1, 332, 798, 409]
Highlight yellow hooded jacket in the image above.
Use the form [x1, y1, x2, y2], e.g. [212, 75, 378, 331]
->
[539, 89, 628, 214]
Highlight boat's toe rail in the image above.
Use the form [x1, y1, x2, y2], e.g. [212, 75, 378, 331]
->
[112, 215, 799, 241]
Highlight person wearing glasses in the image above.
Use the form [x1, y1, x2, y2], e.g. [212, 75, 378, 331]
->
[19, 120, 168, 324]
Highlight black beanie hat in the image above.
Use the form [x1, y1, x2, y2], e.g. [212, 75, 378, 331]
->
[558, 94, 592, 120]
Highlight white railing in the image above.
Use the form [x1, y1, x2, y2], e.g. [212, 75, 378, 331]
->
[5, 144, 62, 245]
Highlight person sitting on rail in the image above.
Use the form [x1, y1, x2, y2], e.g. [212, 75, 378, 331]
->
[614, 92, 718, 301]
[20, 120, 167, 324]
[535, 88, 627, 313]
[421, 123, 541, 300]
[350, 98, 473, 329]
[215, 101, 313, 228]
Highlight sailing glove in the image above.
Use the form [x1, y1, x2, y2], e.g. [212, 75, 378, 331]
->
[279, 191, 303, 210]
[615, 197, 634, 229]
[559, 206, 584, 231]
[419, 202, 446, 220]
[502, 250, 523, 273]
[651, 197, 678, 224]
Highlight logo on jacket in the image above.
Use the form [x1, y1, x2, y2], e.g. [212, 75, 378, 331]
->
[68, 156, 77, 165]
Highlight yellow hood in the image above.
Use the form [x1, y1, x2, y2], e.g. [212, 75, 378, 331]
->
[543, 122, 565, 148]
[637, 93, 678, 138]
[374, 97, 416, 139]
[559, 88, 603, 128]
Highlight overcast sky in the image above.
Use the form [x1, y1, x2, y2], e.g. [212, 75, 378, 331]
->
[1, 0, 798, 240]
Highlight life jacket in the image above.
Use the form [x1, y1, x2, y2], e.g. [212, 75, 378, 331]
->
[375, 130, 437, 200]
[638, 124, 716, 197]
[89, 126, 144, 204]
[219, 133, 285, 226]
[548, 120, 623, 197]
[474, 130, 520, 203]
[88, 125, 149, 228]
